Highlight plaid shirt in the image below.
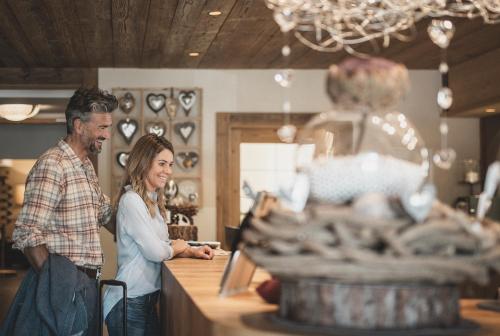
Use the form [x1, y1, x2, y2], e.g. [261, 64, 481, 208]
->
[13, 140, 112, 268]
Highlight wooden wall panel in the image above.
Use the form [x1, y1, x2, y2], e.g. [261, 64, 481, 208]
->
[0, 67, 97, 89]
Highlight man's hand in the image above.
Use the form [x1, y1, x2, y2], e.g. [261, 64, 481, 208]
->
[24, 245, 49, 273]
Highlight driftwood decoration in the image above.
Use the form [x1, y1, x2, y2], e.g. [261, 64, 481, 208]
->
[242, 199, 500, 329]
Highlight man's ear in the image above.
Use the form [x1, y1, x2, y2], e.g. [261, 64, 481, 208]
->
[73, 118, 83, 135]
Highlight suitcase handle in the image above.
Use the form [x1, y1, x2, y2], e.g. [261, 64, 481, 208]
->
[99, 280, 127, 336]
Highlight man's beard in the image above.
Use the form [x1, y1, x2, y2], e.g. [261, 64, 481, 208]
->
[86, 136, 104, 155]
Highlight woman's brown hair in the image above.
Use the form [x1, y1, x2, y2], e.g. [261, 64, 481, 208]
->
[114, 133, 174, 220]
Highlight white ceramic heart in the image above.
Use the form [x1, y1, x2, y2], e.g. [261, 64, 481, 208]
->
[117, 152, 129, 168]
[178, 91, 196, 115]
[401, 183, 436, 222]
[146, 93, 166, 114]
[145, 121, 167, 137]
[117, 119, 138, 144]
[174, 122, 195, 144]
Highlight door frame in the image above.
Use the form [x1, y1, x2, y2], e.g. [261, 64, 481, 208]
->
[215, 112, 313, 248]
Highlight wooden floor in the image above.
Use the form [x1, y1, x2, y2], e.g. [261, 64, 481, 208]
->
[0, 269, 27, 325]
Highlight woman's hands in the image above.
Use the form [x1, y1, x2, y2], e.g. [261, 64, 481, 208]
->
[171, 239, 189, 256]
[171, 240, 214, 260]
[190, 245, 215, 260]
[177, 244, 215, 260]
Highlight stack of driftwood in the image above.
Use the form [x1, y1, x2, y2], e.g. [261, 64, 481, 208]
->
[242, 195, 500, 329]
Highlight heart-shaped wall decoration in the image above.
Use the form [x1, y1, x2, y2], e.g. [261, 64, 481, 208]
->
[145, 121, 167, 137]
[118, 92, 135, 114]
[117, 118, 138, 144]
[146, 93, 166, 114]
[116, 152, 129, 168]
[175, 152, 199, 171]
[178, 91, 196, 115]
[174, 122, 195, 144]
[166, 97, 178, 119]
[164, 179, 178, 200]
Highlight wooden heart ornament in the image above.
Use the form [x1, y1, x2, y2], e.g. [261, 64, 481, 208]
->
[174, 122, 195, 144]
[116, 152, 129, 168]
[178, 91, 196, 115]
[117, 118, 138, 144]
[166, 88, 178, 119]
[146, 93, 166, 114]
[145, 121, 167, 137]
[175, 152, 199, 171]
[118, 92, 135, 114]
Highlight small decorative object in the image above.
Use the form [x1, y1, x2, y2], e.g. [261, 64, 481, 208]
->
[463, 159, 480, 184]
[118, 92, 135, 114]
[117, 118, 138, 144]
[166, 88, 178, 119]
[174, 121, 195, 144]
[178, 91, 196, 115]
[164, 179, 178, 201]
[167, 203, 199, 240]
[146, 93, 166, 114]
[277, 124, 297, 144]
[145, 121, 167, 137]
[178, 180, 198, 204]
[116, 152, 129, 168]
[175, 152, 199, 171]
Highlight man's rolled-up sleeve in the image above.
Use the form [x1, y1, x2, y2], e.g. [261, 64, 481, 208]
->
[12, 158, 63, 250]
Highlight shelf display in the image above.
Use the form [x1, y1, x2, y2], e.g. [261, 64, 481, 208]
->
[111, 88, 202, 207]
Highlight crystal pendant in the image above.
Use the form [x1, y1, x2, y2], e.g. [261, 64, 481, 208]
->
[439, 62, 449, 74]
[274, 69, 293, 88]
[282, 45, 291, 57]
[428, 20, 455, 49]
[433, 148, 456, 170]
[277, 124, 297, 143]
[437, 87, 453, 110]
[274, 10, 296, 33]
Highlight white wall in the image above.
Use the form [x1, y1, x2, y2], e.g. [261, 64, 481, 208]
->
[98, 68, 479, 277]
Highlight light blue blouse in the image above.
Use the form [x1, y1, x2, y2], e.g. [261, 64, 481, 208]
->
[103, 186, 173, 320]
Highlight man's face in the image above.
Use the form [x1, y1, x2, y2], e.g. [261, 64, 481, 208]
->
[80, 112, 113, 155]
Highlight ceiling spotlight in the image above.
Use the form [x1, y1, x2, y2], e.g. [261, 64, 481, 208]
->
[189, 52, 200, 57]
[209, 11, 222, 16]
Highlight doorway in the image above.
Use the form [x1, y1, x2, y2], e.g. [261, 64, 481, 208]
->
[215, 112, 313, 248]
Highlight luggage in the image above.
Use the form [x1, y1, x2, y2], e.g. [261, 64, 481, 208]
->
[99, 280, 127, 336]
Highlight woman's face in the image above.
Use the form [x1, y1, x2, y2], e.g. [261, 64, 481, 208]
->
[145, 149, 174, 192]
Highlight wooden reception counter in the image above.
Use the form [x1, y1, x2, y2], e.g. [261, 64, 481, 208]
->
[161, 254, 500, 336]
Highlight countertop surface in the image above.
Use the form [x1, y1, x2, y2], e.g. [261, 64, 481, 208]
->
[163, 254, 500, 335]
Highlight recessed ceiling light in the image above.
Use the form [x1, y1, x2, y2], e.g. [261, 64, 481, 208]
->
[189, 52, 200, 57]
[485, 108, 496, 113]
[209, 11, 222, 16]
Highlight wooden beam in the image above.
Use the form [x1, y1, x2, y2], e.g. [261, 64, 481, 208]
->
[448, 47, 500, 116]
[0, 67, 97, 89]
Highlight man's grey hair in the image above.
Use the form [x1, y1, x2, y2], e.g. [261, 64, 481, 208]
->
[65, 87, 118, 134]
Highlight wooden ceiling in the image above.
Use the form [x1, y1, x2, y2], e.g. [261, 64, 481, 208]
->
[0, 0, 499, 70]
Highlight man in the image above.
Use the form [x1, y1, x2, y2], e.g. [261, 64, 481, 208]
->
[2, 87, 117, 335]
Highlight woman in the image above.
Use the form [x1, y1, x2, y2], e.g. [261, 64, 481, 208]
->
[104, 134, 213, 336]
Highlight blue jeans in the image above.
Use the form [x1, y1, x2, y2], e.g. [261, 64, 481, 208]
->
[105, 290, 160, 336]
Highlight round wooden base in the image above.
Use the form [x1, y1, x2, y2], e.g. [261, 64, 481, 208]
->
[279, 279, 460, 329]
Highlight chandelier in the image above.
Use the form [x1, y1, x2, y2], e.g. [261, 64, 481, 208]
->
[270, 0, 500, 170]
[0, 104, 40, 121]
[266, 0, 500, 54]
